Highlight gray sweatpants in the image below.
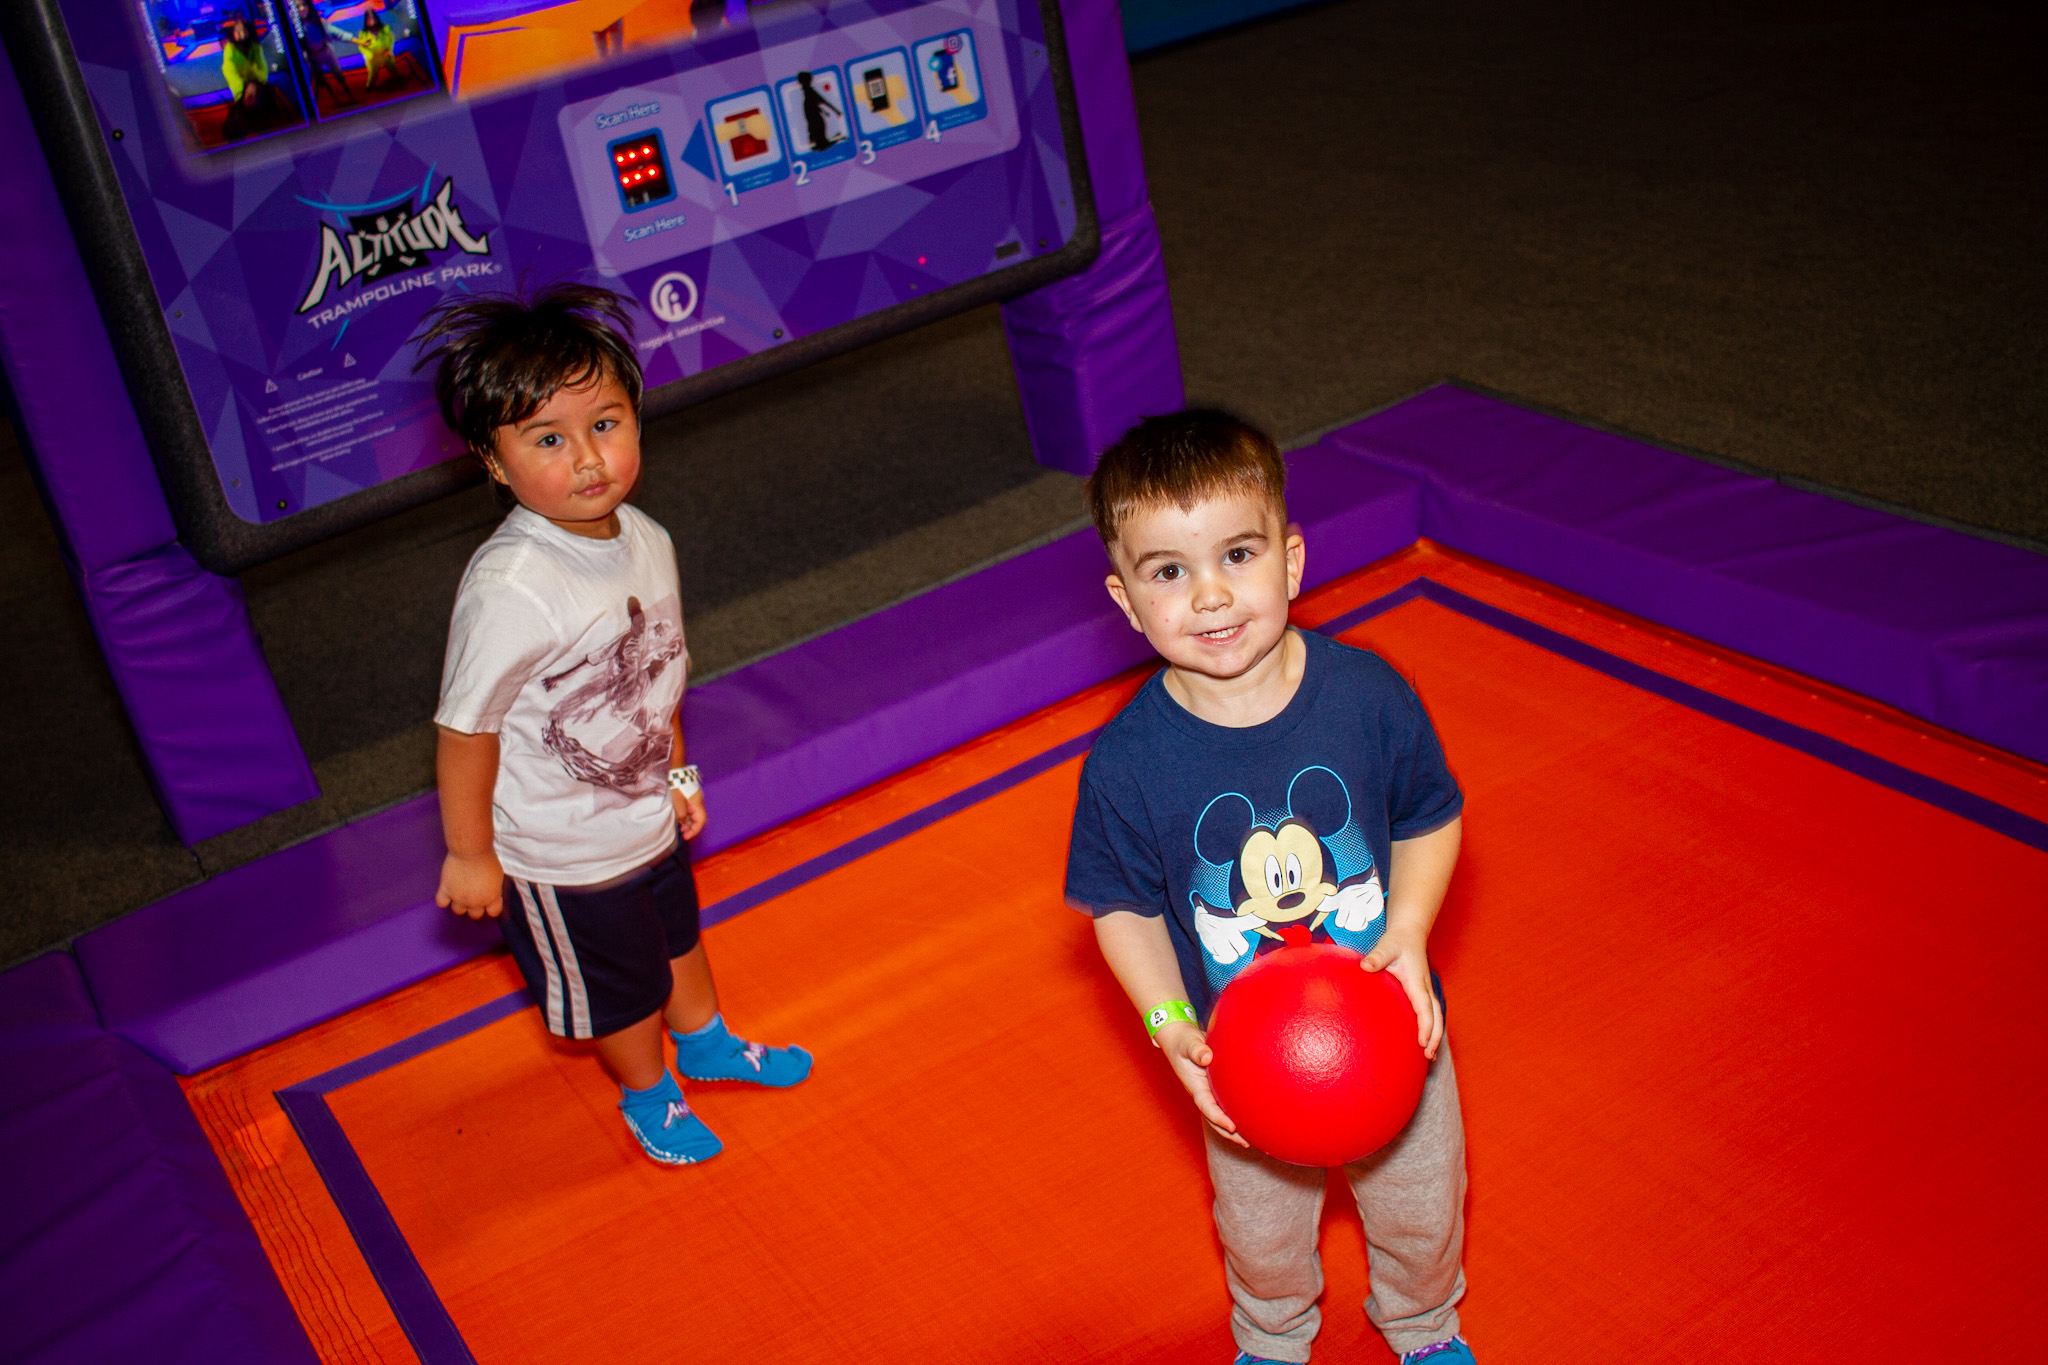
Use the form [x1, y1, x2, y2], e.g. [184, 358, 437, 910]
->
[1206, 1041, 1468, 1361]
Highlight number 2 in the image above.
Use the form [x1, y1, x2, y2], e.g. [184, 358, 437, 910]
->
[924, 119, 941, 143]
[792, 160, 809, 187]
[723, 181, 738, 205]
[858, 139, 875, 165]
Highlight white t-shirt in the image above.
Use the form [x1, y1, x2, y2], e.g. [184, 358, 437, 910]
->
[436, 503, 689, 885]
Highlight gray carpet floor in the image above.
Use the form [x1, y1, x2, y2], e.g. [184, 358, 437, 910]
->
[3, 0, 2041, 964]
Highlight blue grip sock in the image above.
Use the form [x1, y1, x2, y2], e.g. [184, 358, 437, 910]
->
[671, 1013, 813, 1087]
[618, 1071, 721, 1165]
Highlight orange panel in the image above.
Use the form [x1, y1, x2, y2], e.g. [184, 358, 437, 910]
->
[189, 551, 2048, 1363]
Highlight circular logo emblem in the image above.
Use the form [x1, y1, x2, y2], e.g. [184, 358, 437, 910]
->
[649, 271, 698, 325]
[945, 34, 963, 54]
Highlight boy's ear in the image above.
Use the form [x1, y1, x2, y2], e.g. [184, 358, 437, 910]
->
[1103, 571, 1144, 634]
[1284, 523, 1306, 600]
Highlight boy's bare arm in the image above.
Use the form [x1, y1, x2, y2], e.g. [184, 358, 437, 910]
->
[1093, 910, 1248, 1146]
[1360, 815, 1462, 1059]
[436, 725, 505, 919]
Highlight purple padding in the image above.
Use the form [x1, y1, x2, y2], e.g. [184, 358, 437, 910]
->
[74, 798, 500, 1075]
[0, 28, 319, 844]
[76, 545, 321, 844]
[0, 952, 316, 1364]
[1327, 385, 2048, 765]
[76, 452, 1416, 1073]
[1001, 0, 1185, 473]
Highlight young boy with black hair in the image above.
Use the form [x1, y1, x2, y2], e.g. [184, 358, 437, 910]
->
[418, 284, 809, 1167]
[1065, 411, 1476, 1363]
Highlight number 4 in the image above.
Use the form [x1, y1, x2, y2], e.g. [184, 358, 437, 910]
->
[924, 119, 942, 143]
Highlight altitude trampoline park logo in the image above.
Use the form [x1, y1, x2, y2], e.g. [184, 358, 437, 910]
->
[297, 177, 493, 316]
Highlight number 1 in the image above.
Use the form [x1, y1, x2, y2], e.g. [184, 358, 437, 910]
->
[723, 181, 739, 205]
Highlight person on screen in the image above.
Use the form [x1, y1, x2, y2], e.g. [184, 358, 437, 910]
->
[295, 1, 355, 107]
[1064, 411, 1479, 1365]
[219, 15, 298, 141]
[347, 7, 399, 92]
[416, 285, 812, 1170]
[795, 70, 842, 152]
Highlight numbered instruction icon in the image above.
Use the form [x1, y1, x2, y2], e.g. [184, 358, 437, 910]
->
[845, 47, 918, 151]
[777, 67, 854, 175]
[706, 87, 789, 195]
[913, 31, 987, 132]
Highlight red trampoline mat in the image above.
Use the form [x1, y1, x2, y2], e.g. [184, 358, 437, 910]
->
[186, 547, 2048, 1364]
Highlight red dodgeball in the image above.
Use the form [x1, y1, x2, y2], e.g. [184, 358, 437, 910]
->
[1205, 943, 1428, 1167]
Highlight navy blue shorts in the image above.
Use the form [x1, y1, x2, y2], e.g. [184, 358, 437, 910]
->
[500, 842, 701, 1039]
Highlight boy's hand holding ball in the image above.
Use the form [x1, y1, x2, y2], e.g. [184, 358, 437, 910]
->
[1153, 1019, 1250, 1148]
[1359, 928, 1443, 1060]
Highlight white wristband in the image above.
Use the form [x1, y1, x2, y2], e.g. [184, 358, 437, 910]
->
[667, 765, 701, 798]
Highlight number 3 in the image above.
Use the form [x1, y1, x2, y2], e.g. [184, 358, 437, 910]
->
[858, 139, 875, 165]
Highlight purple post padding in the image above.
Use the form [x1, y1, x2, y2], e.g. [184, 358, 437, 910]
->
[1002, 200, 1186, 475]
[0, 951, 318, 1365]
[76, 545, 321, 844]
[0, 31, 319, 843]
[74, 795, 500, 1075]
[74, 450, 1417, 1073]
[1000, 0, 1185, 474]
[1326, 385, 2048, 766]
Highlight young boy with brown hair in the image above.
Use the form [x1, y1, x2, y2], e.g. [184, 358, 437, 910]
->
[1064, 411, 1475, 1363]
[418, 284, 809, 1167]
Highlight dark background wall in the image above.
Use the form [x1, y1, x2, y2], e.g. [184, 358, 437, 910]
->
[3, 0, 2041, 963]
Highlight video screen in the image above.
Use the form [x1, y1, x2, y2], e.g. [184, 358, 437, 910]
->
[283, 1, 440, 119]
[427, 0, 814, 102]
[140, 0, 312, 151]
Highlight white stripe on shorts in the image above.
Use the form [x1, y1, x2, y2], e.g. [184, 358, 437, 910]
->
[536, 882, 594, 1040]
[513, 879, 567, 1037]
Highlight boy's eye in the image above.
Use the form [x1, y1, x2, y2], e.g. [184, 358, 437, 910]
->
[594, 418, 616, 433]
[536, 433, 559, 448]
[1155, 563, 1183, 581]
[1226, 546, 1252, 564]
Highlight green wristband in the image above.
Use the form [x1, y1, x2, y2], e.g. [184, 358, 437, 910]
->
[1144, 1000, 1198, 1037]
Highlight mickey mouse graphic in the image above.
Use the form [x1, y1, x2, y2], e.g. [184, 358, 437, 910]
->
[1189, 766, 1387, 995]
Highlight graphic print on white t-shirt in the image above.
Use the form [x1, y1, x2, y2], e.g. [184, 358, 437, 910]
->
[540, 593, 685, 809]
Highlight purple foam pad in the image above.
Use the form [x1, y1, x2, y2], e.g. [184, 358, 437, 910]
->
[1328, 385, 2048, 766]
[0, 28, 319, 844]
[1003, 0, 1184, 474]
[0, 952, 317, 1364]
[74, 451, 1418, 1074]
[74, 797, 500, 1075]
[685, 443, 1417, 856]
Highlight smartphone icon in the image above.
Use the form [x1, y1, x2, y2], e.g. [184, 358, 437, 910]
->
[863, 68, 890, 112]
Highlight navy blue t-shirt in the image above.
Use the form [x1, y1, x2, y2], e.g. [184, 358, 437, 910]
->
[1065, 630, 1463, 1020]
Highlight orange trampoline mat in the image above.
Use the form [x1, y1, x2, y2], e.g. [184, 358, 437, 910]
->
[184, 547, 2048, 1364]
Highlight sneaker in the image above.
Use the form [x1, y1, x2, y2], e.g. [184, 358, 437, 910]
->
[1231, 1353, 1295, 1365]
[672, 1014, 812, 1087]
[619, 1072, 722, 1166]
[1401, 1338, 1475, 1364]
